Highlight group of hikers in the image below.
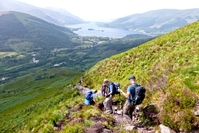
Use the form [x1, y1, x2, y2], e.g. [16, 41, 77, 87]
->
[84, 75, 146, 120]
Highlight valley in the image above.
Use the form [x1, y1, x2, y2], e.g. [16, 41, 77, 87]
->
[0, 11, 153, 132]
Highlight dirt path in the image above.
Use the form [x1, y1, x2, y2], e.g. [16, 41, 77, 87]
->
[76, 85, 155, 133]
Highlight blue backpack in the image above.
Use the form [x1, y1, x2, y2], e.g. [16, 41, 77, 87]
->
[111, 82, 120, 95]
[85, 91, 93, 101]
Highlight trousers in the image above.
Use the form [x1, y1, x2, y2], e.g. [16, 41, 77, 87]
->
[103, 95, 113, 113]
[123, 100, 135, 119]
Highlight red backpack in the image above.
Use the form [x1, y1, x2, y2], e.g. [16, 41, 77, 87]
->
[101, 84, 106, 96]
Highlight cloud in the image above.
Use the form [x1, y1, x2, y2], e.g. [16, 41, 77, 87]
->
[17, 0, 198, 21]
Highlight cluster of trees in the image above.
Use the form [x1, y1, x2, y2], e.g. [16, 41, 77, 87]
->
[35, 74, 55, 80]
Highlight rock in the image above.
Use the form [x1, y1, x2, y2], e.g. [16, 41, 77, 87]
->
[135, 106, 140, 110]
[116, 110, 123, 115]
[102, 128, 113, 133]
[95, 90, 102, 96]
[194, 110, 199, 116]
[124, 125, 135, 131]
[159, 124, 172, 133]
[85, 122, 104, 133]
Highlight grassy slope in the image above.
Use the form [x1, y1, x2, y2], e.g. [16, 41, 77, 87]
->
[82, 21, 199, 131]
[0, 69, 82, 133]
[3, 21, 199, 133]
[0, 68, 77, 113]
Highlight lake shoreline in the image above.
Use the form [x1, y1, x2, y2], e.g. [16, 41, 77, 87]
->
[65, 22, 145, 38]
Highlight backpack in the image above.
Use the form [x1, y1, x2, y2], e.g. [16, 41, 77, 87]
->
[101, 84, 106, 96]
[85, 91, 93, 101]
[133, 85, 146, 105]
[112, 82, 120, 95]
[101, 84, 106, 91]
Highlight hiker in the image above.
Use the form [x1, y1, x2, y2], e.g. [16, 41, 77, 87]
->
[78, 77, 83, 85]
[103, 79, 114, 114]
[84, 90, 98, 105]
[118, 75, 140, 119]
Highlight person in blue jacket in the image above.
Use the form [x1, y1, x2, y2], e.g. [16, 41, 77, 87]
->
[84, 90, 98, 105]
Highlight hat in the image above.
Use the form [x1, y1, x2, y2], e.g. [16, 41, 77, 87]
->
[104, 79, 109, 83]
[128, 75, 135, 80]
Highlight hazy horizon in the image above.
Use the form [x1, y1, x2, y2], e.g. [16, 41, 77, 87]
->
[17, 0, 198, 22]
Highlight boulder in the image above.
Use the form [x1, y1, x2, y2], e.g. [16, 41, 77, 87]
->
[194, 110, 199, 116]
[124, 125, 136, 131]
[159, 124, 172, 133]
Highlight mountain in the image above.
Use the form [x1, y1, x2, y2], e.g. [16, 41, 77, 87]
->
[0, 11, 77, 52]
[2, 20, 198, 132]
[103, 9, 199, 35]
[0, 0, 85, 26]
[82, 20, 199, 131]
[45, 7, 85, 24]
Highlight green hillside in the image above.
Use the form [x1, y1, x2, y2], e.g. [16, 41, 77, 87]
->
[0, 11, 76, 52]
[82, 21, 199, 131]
[0, 68, 81, 133]
[11, 21, 199, 132]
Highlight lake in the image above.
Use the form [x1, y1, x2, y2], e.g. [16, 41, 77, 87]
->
[65, 22, 143, 38]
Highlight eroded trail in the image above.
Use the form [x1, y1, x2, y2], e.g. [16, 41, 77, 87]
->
[76, 84, 155, 133]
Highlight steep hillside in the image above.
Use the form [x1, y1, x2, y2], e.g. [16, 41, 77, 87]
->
[83, 21, 199, 131]
[12, 21, 199, 133]
[0, 11, 77, 52]
[103, 9, 199, 35]
[0, 70, 82, 133]
[0, 0, 84, 26]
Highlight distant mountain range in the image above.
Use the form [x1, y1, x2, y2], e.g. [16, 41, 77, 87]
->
[103, 9, 199, 35]
[0, 11, 77, 52]
[0, 0, 85, 26]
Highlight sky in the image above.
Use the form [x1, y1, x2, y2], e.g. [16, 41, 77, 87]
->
[17, 0, 198, 22]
